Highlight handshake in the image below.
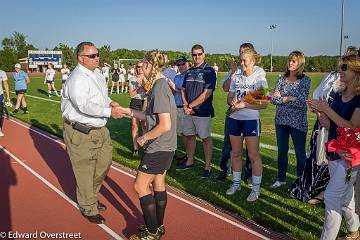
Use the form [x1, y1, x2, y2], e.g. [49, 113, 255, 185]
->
[110, 102, 131, 119]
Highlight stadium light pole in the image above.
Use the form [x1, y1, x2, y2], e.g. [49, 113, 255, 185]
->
[339, 0, 345, 57]
[344, 35, 349, 51]
[269, 24, 277, 72]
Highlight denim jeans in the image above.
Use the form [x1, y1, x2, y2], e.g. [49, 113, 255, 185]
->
[275, 124, 307, 182]
[220, 115, 231, 172]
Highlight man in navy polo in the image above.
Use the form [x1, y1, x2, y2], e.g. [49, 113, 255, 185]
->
[177, 44, 216, 178]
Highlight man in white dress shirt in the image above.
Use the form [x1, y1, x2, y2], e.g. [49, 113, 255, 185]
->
[61, 41, 123, 224]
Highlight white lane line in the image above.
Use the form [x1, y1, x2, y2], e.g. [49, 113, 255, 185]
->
[7, 118, 271, 240]
[110, 165, 270, 240]
[0, 145, 124, 240]
[11, 92, 294, 154]
[10, 91, 61, 103]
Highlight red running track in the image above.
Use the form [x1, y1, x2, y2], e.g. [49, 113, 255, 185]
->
[0, 117, 284, 240]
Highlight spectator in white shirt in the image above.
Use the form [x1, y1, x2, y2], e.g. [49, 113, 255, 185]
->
[45, 63, 60, 97]
[60, 63, 70, 96]
[61, 41, 123, 224]
[119, 63, 127, 93]
[101, 63, 110, 83]
[213, 62, 219, 76]
[0, 62, 10, 137]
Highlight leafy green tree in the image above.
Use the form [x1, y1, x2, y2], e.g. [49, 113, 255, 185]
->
[0, 48, 17, 71]
[1, 37, 15, 50]
[1, 32, 35, 59]
[53, 43, 76, 68]
[98, 45, 112, 66]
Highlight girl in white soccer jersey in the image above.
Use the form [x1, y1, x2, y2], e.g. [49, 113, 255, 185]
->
[45, 63, 60, 97]
[119, 63, 127, 93]
[226, 48, 268, 202]
[60, 63, 70, 95]
[127, 64, 135, 93]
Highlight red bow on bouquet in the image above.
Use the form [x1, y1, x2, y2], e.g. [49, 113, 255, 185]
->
[326, 127, 360, 168]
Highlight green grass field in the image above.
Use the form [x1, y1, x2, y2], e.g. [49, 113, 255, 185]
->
[5, 72, 345, 240]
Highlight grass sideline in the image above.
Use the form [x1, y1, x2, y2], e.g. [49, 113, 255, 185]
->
[4, 72, 347, 240]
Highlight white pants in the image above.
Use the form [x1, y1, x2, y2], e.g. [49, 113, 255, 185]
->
[321, 160, 359, 240]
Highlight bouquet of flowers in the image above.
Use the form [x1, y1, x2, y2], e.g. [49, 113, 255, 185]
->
[243, 86, 271, 105]
[326, 127, 360, 182]
[143, 79, 152, 94]
[4, 100, 13, 107]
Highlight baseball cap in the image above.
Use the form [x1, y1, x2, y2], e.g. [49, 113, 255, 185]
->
[175, 56, 188, 63]
[15, 63, 21, 69]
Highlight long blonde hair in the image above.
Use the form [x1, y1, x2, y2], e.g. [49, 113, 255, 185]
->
[342, 54, 360, 95]
[143, 50, 167, 93]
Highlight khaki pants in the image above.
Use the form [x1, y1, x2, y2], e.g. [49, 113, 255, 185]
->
[321, 160, 359, 240]
[63, 122, 113, 216]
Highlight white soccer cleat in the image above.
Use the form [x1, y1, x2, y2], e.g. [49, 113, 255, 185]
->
[247, 190, 260, 202]
[226, 184, 241, 195]
[270, 181, 286, 189]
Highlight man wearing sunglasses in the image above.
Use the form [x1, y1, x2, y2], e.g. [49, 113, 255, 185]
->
[61, 41, 123, 224]
[177, 44, 216, 178]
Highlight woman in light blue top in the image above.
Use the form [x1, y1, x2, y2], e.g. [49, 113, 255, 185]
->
[12, 63, 30, 114]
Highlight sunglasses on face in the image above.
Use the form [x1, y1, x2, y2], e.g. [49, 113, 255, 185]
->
[339, 63, 348, 71]
[136, 65, 142, 68]
[176, 62, 186, 67]
[192, 52, 203, 57]
[81, 53, 99, 59]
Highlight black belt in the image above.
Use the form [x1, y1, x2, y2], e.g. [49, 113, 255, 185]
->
[177, 105, 183, 108]
[64, 118, 102, 134]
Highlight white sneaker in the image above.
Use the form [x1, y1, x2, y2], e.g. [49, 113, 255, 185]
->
[270, 181, 286, 189]
[226, 184, 241, 195]
[247, 190, 260, 202]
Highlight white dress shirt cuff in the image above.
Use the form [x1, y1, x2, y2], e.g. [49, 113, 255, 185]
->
[103, 107, 112, 118]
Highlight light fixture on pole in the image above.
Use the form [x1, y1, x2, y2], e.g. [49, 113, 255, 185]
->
[269, 24, 277, 72]
[339, 0, 345, 57]
[344, 35, 349, 51]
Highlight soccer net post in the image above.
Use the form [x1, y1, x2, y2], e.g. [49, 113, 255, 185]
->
[113, 59, 142, 67]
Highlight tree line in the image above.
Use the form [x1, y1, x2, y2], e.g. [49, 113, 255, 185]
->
[0, 32, 338, 72]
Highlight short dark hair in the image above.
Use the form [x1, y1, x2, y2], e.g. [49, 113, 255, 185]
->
[191, 44, 204, 53]
[76, 41, 95, 56]
[240, 43, 255, 51]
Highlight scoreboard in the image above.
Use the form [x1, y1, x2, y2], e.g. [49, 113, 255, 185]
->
[28, 50, 62, 69]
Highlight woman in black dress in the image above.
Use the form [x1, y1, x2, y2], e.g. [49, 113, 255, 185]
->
[289, 71, 340, 203]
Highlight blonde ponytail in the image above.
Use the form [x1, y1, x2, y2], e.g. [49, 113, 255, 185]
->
[143, 50, 167, 93]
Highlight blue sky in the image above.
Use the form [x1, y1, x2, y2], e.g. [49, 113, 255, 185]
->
[1, 0, 359, 56]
